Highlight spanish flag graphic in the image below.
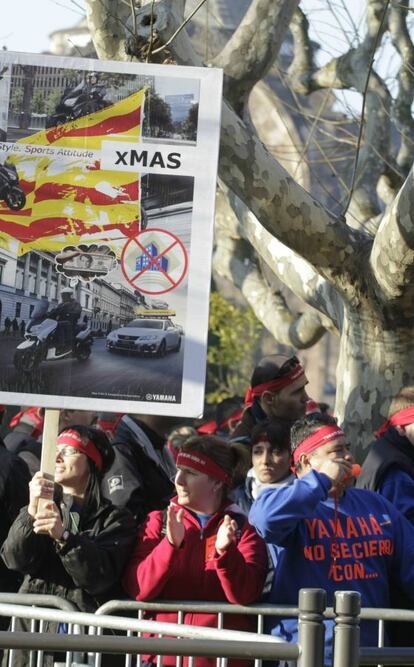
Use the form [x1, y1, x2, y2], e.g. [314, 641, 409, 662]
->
[0, 88, 146, 254]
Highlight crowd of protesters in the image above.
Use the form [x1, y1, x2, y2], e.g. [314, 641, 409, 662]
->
[2, 353, 414, 665]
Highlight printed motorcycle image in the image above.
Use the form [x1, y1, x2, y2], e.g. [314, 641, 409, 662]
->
[0, 161, 26, 211]
[46, 75, 111, 127]
[14, 300, 93, 373]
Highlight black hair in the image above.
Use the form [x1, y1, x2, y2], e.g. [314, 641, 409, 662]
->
[250, 355, 289, 388]
[250, 419, 293, 453]
[250, 355, 302, 404]
[215, 396, 243, 429]
[290, 414, 338, 451]
[290, 414, 338, 471]
[318, 402, 331, 415]
[58, 424, 114, 514]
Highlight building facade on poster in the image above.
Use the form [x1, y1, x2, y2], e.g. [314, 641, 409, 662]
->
[0, 246, 138, 334]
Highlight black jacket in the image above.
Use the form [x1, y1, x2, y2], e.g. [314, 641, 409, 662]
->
[231, 402, 293, 442]
[14, 434, 42, 477]
[231, 404, 262, 441]
[0, 444, 30, 594]
[1, 495, 136, 612]
[101, 416, 175, 526]
[356, 426, 414, 646]
[48, 299, 82, 324]
[356, 427, 414, 493]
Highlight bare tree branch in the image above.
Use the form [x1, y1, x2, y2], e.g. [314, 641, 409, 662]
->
[213, 209, 332, 348]
[241, 271, 331, 349]
[288, 7, 315, 95]
[289, 0, 393, 221]
[389, 0, 414, 174]
[219, 101, 366, 299]
[150, 0, 209, 56]
[85, 0, 130, 60]
[86, 0, 204, 65]
[370, 163, 414, 303]
[218, 184, 343, 329]
[131, 0, 204, 65]
[211, 0, 300, 114]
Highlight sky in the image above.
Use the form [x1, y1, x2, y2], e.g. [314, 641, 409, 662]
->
[1, 0, 86, 53]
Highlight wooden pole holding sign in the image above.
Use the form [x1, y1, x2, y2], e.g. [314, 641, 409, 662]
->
[37, 408, 60, 512]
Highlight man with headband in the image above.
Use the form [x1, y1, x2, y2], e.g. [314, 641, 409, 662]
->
[357, 386, 414, 648]
[232, 354, 309, 440]
[358, 386, 414, 522]
[249, 413, 414, 666]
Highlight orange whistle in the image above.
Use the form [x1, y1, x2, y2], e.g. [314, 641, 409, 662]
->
[344, 463, 361, 480]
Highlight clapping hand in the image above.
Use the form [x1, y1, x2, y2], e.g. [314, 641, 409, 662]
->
[215, 514, 238, 555]
[166, 505, 185, 548]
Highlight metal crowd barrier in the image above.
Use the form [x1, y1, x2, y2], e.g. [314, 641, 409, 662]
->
[0, 590, 414, 666]
[0, 593, 82, 666]
[0, 589, 324, 667]
[92, 598, 301, 667]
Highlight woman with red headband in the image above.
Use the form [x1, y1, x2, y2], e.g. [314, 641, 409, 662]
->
[1, 425, 135, 667]
[123, 434, 269, 667]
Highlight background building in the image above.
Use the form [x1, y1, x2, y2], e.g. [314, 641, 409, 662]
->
[0, 247, 142, 336]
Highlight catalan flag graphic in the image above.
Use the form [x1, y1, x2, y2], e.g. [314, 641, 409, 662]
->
[0, 88, 146, 254]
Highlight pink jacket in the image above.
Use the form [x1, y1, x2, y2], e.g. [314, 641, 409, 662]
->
[123, 498, 268, 667]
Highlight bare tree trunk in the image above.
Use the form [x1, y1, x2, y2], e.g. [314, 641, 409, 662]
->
[336, 305, 414, 453]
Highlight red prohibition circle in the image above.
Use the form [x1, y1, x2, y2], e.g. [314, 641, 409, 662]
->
[120, 228, 188, 295]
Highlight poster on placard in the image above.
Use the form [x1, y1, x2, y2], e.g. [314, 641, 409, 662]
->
[0, 52, 222, 416]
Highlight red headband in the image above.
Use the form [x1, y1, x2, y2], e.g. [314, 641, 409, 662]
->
[244, 365, 305, 406]
[220, 408, 243, 430]
[196, 408, 244, 435]
[376, 406, 414, 438]
[96, 413, 124, 435]
[57, 429, 103, 471]
[293, 425, 345, 464]
[10, 407, 44, 439]
[197, 420, 217, 435]
[176, 450, 231, 484]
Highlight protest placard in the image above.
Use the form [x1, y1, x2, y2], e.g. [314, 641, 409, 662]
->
[0, 52, 222, 417]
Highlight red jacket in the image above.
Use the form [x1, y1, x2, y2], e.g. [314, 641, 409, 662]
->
[123, 498, 268, 667]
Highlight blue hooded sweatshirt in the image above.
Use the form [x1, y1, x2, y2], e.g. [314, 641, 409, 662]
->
[249, 469, 414, 665]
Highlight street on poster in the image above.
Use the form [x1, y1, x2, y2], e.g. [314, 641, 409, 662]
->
[0, 52, 222, 416]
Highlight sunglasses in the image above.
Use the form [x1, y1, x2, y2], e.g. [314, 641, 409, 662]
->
[56, 446, 83, 459]
[275, 355, 300, 378]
